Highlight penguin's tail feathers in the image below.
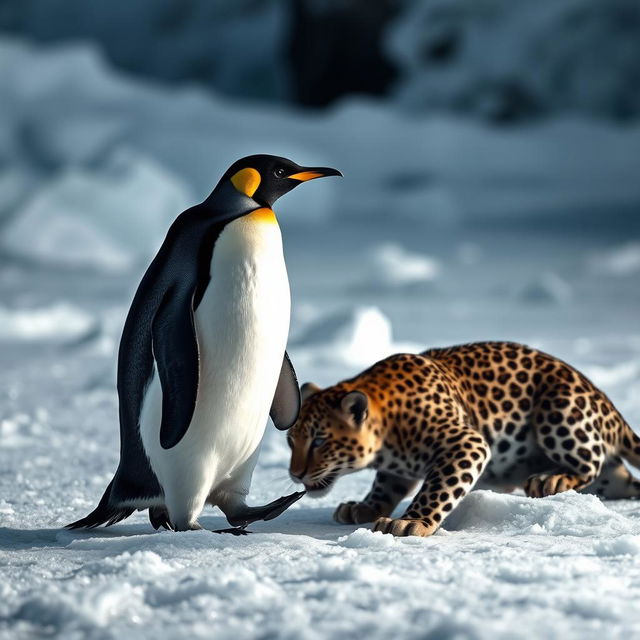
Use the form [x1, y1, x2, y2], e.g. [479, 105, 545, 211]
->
[65, 480, 134, 530]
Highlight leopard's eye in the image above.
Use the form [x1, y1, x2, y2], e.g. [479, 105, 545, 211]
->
[311, 437, 326, 449]
[286, 435, 294, 449]
[274, 167, 286, 178]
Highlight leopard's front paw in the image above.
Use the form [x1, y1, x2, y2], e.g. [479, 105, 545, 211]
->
[372, 516, 436, 538]
[333, 501, 379, 524]
[525, 473, 576, 498]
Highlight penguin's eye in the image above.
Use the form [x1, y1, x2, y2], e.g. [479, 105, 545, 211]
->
[311, 437, 326, 449]
[274, 167, 286, 178]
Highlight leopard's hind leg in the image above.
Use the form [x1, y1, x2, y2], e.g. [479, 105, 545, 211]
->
[525, 399, 606, 498]
[583, 456, 640, 499]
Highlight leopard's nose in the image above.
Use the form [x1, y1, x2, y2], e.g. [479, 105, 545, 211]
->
[290, 471, 305, 482]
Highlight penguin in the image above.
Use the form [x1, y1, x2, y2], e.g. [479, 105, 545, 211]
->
[67, 154, 342, 533]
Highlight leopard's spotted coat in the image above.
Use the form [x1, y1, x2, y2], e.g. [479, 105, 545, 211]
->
[288, 342, 640, 537]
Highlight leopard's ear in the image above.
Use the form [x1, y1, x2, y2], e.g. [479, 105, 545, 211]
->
[339, 391, 369, 429]
[301, 382, 322, 403]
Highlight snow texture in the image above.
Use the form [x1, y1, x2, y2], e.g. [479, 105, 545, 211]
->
[1, 36, 640, 640]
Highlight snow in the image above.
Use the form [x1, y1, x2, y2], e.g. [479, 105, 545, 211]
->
[364, 243, 441, 289]
[291, 306, 421, 370]
[2, 149, 192, 272]
[0, 303, 97, 344]
[1, 35, 640, 640]
[3, 223, 640, 640]
[445, 490, 638, 538]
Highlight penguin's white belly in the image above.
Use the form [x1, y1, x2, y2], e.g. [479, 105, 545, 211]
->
[139, 213, 290, 507]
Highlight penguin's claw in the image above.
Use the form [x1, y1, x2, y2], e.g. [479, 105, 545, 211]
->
[212, 527, 252, 536]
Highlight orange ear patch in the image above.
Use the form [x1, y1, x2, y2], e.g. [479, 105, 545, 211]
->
[231, 167, 261, 197]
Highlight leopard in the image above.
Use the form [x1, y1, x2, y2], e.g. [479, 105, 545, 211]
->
[287, 341, 640, 537]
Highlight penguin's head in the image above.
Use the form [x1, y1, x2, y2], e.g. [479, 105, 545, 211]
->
[220, 154, 342, 209]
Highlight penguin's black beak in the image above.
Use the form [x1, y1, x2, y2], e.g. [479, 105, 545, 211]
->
[288, 167, 343, 182]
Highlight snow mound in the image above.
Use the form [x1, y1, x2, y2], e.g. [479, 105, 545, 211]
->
[290, 306, 421, 368]
[0, 499, 14, 515]
[79, 551, 177, 579]
[145, 567, 283, 610]
[361, 242, 441, 290]
[593, 535, 640, 557]
[12, 583, 144, 632]
[444, 490, 639, 537]
[0, 303, 97, 343]
[337, 528, 398, 549]
[588, 242, 640, 276]
[2, 148, 191, 272]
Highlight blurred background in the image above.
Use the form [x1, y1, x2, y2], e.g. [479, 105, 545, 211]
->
[1, 0, 640, 452]
[2, 5, 640, 636]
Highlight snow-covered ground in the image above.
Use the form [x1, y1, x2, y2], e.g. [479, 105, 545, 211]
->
[1, 38, 640, 640]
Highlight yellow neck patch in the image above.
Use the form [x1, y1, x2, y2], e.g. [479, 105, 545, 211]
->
[231, 167, 261, 197]
[247, 207, 277, 224]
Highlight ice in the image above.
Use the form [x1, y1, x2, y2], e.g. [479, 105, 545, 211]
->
[291, 306, 421, 369]
[1, 36, 639, 264]
[364, 243, 441, 289]
[2, 148, 192, 272]
[0, 302, 97, 343]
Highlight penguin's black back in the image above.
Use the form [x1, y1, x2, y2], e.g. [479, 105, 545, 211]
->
[67, 186, 259, 529]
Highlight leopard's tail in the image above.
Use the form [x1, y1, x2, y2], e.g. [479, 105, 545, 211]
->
[619, 422, 640, 471]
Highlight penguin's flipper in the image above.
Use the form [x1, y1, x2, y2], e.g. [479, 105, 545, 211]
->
[226, 491, 306, 528]
[270, 351, 301, 430]
[152, 287, 200, 450]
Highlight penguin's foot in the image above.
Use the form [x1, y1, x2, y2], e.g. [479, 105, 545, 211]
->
[212, 527, 252, 536]
[149, 506, 173, 531]
[167, 518, 203, 532]
[225, 491, 306, 528]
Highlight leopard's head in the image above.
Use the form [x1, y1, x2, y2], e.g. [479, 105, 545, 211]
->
[288, 382, 380, 497]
